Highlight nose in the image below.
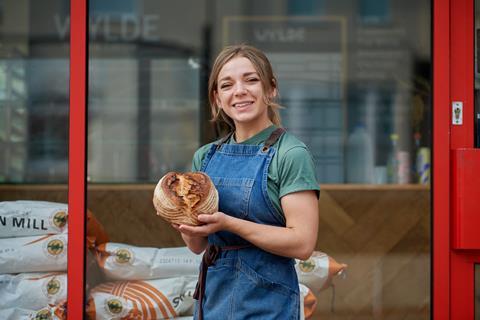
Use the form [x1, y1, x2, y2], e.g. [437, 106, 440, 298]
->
[233, 82, 247, 96]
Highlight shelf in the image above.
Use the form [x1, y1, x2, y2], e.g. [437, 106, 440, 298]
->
[0, 183, 430, 192]
[320, 184, 430, 191]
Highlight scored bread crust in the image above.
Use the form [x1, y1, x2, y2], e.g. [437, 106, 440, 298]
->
[153, 172, 218, 226]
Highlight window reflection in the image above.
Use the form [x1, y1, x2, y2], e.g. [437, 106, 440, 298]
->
[85, 1, 431, 320]
[0, 1, 70, 319]
[87, 1, 205, 183]
[84, 0, 432, 185]
[0, 0, 70, 183]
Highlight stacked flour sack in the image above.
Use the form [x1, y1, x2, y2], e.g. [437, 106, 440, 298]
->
[0, 201, 70, 320]
[90, 243, 344, 320]
[0, 200, 109, 320]
[296, 251, 348, 318]
[88, 243, 202, 320]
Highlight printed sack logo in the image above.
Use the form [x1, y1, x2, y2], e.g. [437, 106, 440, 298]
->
[50, 210, 68, 230]
[32, 309, 52, 320]
[105, 298, 124, 315]
[43, 236, 67, 259]
[299, 259, 316, 273]
[45, 278, 61, 296]
[114, 248, 133, 265]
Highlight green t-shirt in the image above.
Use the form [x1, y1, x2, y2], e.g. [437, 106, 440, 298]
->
[191, 125, 320, 219]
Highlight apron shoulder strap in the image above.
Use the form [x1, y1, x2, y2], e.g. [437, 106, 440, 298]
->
[262, 127, 286, 152]
[215, 131, 234, 149]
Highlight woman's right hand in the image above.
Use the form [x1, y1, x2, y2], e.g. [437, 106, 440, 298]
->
[171, 223, 208, 254]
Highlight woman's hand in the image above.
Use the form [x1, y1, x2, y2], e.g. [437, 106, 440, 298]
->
[177, 212, 230, 237]
[172, 212, 230, 254]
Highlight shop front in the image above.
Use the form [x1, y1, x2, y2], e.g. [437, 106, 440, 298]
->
[0, 0, 478, 319]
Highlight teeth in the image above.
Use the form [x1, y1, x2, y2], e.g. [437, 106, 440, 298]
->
[234, 102, 252, 108]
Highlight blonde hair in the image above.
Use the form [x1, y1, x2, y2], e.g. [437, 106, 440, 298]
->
[208, 44, 282, 132]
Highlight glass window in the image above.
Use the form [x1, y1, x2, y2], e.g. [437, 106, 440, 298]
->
[86, 1, 431, 319]
[0, 1, 70, 318]
[87, 0, 205, 183]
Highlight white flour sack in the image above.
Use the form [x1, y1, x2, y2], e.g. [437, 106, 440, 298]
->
[96, 244, 202, 280]
[0, 273, 67, 310]
[0, 234, 67, 274]
[0, 303, 67, 320]
[295, 251, 347, 294]
[0, 201, 68, 238]
[299, 283, 317, 320]
[86, 275, 197, 320]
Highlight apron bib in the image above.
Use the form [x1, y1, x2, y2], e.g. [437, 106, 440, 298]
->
[194, 128, 300, 320]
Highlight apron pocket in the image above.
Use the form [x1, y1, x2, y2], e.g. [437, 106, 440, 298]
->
[210, 177, 254, 219]
[237, 259, 297, 297]
[235, 260, 300, 319]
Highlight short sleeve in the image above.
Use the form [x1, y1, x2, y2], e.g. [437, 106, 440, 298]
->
[278, 146, 320, 198]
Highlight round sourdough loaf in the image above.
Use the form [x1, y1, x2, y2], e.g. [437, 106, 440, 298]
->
[153, 172, 218, 226]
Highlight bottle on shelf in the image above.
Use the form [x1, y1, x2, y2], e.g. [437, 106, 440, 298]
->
[387, 134, 399, 184]
[346, 123, 374, 184]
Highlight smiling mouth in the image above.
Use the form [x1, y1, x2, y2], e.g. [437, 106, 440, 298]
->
[232, 101, 253, 108]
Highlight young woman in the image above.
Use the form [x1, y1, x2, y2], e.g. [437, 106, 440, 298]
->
[173, 44, 319, 319]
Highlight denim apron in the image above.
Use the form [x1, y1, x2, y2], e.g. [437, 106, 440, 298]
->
[193, 128, 300, 320]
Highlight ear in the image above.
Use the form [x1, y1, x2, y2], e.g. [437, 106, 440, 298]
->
[270, 87, 277, 99]
[269, 79, 278, 99]
[267, 86, 277, 101]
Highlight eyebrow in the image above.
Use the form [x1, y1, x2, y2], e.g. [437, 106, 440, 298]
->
[218, 72, 259, 83]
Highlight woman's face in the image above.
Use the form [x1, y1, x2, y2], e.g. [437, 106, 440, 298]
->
[215, 56, 273, 128]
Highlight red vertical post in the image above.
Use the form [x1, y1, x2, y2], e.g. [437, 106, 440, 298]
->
[450, 0, 477, 318]
[433, 0, 451, 318]
[451, 0, 475, 149]
[68, 0, 87, 318]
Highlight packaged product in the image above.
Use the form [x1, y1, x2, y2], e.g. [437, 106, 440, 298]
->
[0, 200, 108, 249]
[299, 283, 317, 320]
[86, 275, 198, 319]
[86, 292, 140, 320]
[0, 302, 66, 320]
[295, 251, 347, 294]
[0, 234, 67, 274]
[96, 244, 201, 280]
[0, 273, 67, 310]
[86, 210, 109, 250]
[0, 201, 68, 238]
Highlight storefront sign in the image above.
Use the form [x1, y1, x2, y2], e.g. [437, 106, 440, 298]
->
[253, 27, 306, 43]
[54, 14, 160, 41]
[225, 17, 342, 52]
[353, 26, 410, 82]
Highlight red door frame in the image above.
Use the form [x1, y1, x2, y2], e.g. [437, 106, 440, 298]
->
[68, 0, 87, 319]
[435, 0, 480, 318]
[449, 0, 480, 319]
[66, 0, 475, 318]
[433, 0, 451, 318]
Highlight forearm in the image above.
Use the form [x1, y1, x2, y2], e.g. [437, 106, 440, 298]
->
[224, 216, 315, 260]
[177, 191, 319, 259]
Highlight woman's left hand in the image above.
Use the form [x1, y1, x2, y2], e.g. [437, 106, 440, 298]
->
[177, 212, 230, 237]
